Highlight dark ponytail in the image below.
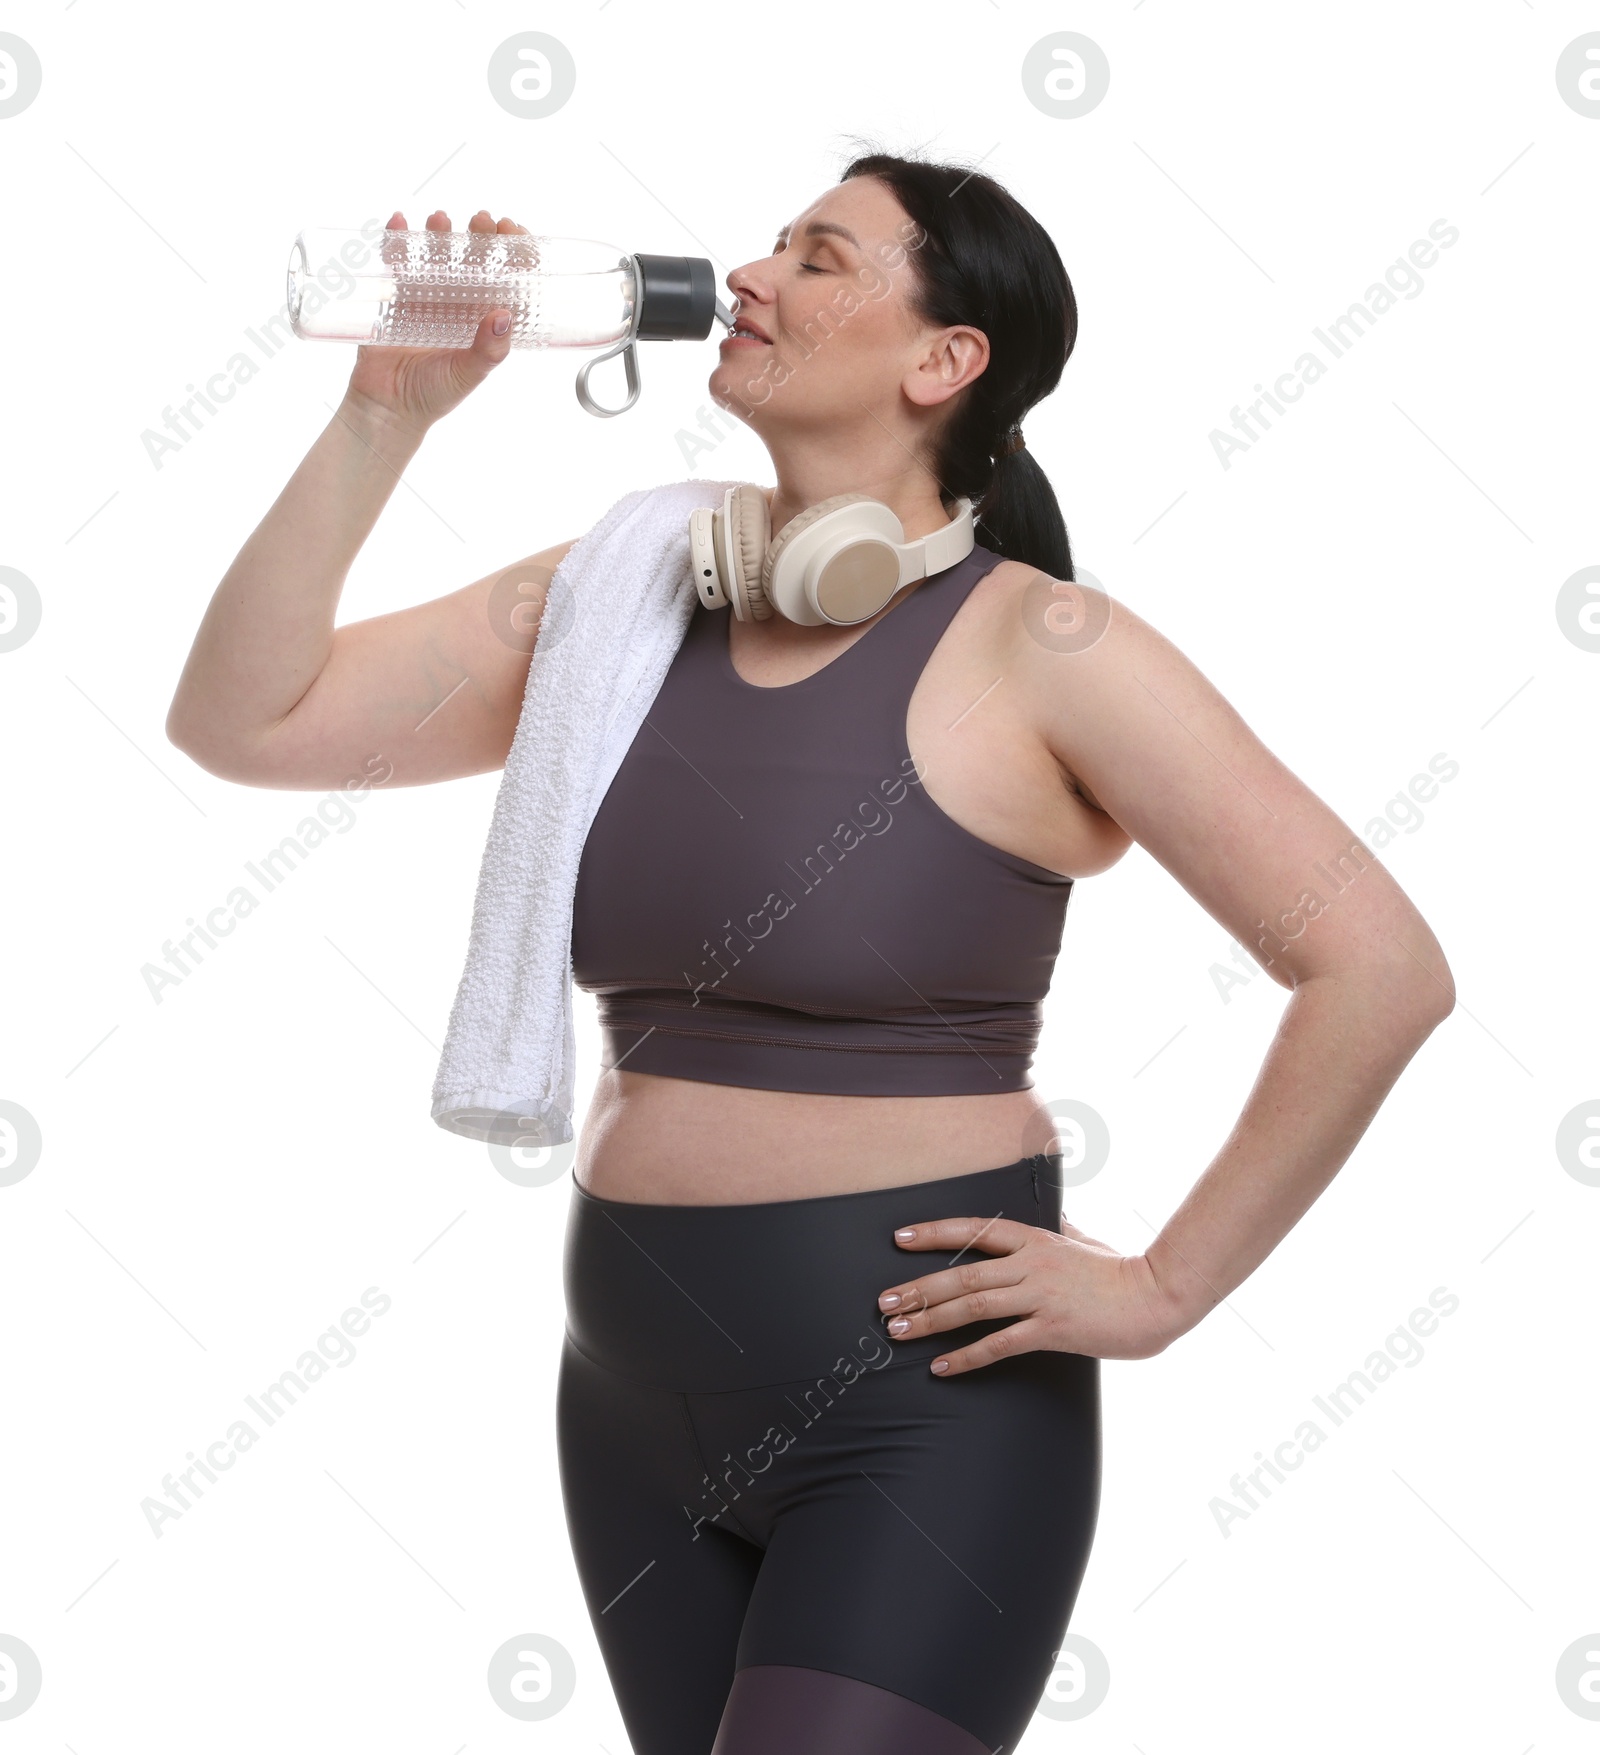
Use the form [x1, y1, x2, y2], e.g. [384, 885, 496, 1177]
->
[840, 147, 1077, 582]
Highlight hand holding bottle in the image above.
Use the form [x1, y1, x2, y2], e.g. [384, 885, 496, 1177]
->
[343, 208, 524, 435]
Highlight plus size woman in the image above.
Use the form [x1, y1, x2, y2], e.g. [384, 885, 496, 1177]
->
[167, 151, 1454, 1753]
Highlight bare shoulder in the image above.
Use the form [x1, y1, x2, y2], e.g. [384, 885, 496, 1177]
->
[971, 558, 1142, 813]
[979, 556, 1222, 762]
[978, 554, 1263, 825]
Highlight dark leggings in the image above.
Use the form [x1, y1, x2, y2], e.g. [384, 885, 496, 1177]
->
[556, 1154, 1101, 1753]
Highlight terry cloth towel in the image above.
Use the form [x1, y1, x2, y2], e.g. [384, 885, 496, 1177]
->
[430, 477, 747, 1146]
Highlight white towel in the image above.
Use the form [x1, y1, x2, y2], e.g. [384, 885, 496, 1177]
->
[430, 476, 747, 1145]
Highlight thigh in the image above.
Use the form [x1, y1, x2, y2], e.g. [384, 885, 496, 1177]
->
[555, 1335, 763, 1755]
[689, 1347, 1101, 1753]
[711, 1663, 992, 1754]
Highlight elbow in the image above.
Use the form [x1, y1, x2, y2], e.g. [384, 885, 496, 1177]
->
[164, 697, 206, 764]
[1394, 956, 1455, 1038]
[1424, 967, 1456, 1025]
[164, 696, 225, 775]
[1382, 919, 1455, 1029]
[165, 701, 270, 786]
[1302, 949, 1455, 1033]
[1411, 935, 1457, 1026]
[164, 697, 199, 761]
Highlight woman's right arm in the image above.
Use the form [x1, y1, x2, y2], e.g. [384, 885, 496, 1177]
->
[165, 206, 578, 791]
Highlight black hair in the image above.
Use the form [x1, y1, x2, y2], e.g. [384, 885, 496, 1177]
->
[839, 145, 1076, 581]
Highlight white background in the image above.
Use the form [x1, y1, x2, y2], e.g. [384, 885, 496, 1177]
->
[2, 2, 1596, 1750]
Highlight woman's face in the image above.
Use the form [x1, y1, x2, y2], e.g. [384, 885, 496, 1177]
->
[710, 176, 983, 440]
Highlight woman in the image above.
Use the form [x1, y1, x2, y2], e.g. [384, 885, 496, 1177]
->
[167, 152, 1454, 1754]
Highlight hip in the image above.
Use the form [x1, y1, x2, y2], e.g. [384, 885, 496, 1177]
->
[561, 1151, 1073, 1394]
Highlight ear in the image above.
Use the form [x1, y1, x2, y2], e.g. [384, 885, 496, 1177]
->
[903, 324, 990, 411]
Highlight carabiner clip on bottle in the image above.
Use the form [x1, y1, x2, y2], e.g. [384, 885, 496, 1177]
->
[574, 253, 737, 418]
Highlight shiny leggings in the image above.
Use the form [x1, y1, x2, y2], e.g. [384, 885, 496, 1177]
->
[555, 1154, 1101, 1753]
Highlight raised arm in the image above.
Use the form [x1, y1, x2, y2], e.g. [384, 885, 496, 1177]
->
[166, 206, 578, 790]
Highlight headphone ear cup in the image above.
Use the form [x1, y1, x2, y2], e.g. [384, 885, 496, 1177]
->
[725, 483, 773, 621]
[761, 492, 878, 612]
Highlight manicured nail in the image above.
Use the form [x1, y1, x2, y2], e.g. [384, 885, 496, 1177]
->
[888, 1318, 910, 1335]
[879, 1293, 900, 1309]
[930, 1359, 949, 1374]
[895, 1228, 916, 1241]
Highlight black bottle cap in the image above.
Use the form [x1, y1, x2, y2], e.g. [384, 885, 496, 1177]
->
[631, 254, 718, 341]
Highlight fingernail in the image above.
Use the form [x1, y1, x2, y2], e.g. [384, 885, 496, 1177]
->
[895, 1228, 915, 1241]
[492, 313, 510, 335]
[888, 1318, 910, 1335]
[879, 1293, 900, 1309]
[930, 1359, 949, 1374]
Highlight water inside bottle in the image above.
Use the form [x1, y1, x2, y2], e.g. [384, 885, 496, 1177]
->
[287, 227, 636, 349]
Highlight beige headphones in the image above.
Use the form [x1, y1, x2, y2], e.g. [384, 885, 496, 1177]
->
[689, 483, 976, 627]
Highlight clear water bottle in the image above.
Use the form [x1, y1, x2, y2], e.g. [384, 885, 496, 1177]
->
[286, 224, 734, 416]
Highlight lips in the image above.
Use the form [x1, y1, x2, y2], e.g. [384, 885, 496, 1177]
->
[725, 313, 771, 344]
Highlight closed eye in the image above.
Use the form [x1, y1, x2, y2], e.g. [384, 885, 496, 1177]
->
[773, 235, 827, 275]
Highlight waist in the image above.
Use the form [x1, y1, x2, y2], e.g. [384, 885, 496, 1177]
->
[561, 1154, 1064, 1392]
[574, 1075, 1060, 1203]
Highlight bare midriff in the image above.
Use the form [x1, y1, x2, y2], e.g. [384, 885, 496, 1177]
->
[573, 1070, 1058, 1205]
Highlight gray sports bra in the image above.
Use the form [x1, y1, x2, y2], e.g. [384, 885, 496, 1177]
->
[570, 540, 1074, 1095]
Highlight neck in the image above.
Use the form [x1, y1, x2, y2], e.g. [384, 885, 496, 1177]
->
[760, 443, 952, 544]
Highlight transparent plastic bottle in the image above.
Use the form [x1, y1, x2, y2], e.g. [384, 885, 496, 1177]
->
[286, 225, 733, 416]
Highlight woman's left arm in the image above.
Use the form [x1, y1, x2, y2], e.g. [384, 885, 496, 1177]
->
[880, 582, 1456, 1370]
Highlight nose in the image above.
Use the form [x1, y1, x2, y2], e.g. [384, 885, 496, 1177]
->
[724, 258, 772, 321]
